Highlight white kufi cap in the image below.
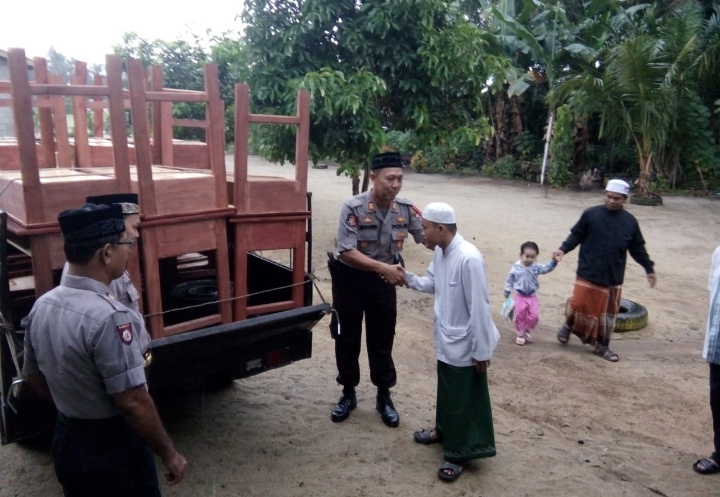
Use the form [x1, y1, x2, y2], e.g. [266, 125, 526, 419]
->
[605, 179, 630, 196]
[422, 202, 456, 224]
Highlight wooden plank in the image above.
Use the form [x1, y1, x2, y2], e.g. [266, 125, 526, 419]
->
[105, 54, 131, 192]
[30, 84, 109, 96]
[233, 84, 250, 208]
[150, 66, 163, 165]
[72, 61, 91, 167]
[8, 48, 44, 225]
[32, 58, 57, 168]
[295, 90, 310, 188]
[145, 91, 207, 103]
[204, 63, 227, 209]
[49, 73, 73, 168]
[127, 58, 158, 216]
[92, 74, 104, 137]
[248, 114, 300, 125]
[162, 314, 222, 338]
[29, 236, 54, 298]
[246, 301, 296, 316]
[160, 101, 174, 165]
[0, 81, 10, 92]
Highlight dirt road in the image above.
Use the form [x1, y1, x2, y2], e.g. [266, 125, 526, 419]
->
[2, 158, 719, 497]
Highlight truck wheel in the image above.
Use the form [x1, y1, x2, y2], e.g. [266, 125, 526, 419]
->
[564, 298, 648, 332]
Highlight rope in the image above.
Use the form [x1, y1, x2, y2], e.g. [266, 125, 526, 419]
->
[142, 269, 332, 319]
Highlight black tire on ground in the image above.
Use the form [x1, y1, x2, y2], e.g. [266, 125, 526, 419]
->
[564, 297, 648, 332]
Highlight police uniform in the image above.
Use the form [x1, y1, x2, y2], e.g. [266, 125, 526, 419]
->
[331, 153, 423, 422]
[22, 205, 160, 497]
[60, 267, 141, 316]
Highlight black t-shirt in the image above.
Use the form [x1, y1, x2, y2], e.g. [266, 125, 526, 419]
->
[559, 205, 654, 286]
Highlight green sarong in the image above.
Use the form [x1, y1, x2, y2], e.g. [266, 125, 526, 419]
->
[435, 360, 496, 464]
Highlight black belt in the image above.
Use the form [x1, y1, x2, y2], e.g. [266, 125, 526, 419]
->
[516, 290, 536, 297]
[57, 412, 126, 432]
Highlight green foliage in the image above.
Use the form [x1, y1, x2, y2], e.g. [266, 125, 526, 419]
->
[241, 0, 505, 189]
[548, 106, 573, 186]
[512, 130, 542, 161]
[385, 131, 419, 156]
[483, 156, 520, 179]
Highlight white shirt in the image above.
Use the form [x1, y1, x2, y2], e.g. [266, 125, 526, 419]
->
[406, 234, 500, 366]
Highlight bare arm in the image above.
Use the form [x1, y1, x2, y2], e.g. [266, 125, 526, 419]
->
[25, 373, 53, 401]
[112, 385, 187, 485]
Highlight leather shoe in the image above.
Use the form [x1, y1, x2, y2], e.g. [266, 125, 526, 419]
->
[376, 394, 399, 428]
[330, 393, 357, 423]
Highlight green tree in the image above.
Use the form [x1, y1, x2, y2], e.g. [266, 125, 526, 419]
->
[241, 0, 502, 193]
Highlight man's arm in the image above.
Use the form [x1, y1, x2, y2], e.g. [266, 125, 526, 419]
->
[405, 261, 435, 294]
[463, 256, 499, 363]
[556, 210, 589, 259]
[24, 372, 52, 401]
[113, 386, 187, 485]
[627, 223, 656, 287]
[339, 249, 405, 286]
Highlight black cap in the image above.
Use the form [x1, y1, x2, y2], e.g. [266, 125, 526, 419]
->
[371, 152, 403, 171]
[86, 193, 140, 215]
[58, 204, 126, 243]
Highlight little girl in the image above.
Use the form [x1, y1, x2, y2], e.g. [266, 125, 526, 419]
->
[503, 241, 558, 345]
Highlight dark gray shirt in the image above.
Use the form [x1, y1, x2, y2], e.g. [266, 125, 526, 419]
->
[23, 274, 149, 419]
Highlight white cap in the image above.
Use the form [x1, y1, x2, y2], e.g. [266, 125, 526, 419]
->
[422, 202, 456, 224]
[606, 179, 630, 196]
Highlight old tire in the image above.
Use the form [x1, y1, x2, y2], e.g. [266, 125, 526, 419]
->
[630, 194, 663, 206]
[564, 298, 648, 332]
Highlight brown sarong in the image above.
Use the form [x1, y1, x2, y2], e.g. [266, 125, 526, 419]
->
[566, 277, 622, 346]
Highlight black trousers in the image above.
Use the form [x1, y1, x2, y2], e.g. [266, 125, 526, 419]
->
[53, 413, 161, 497]
[330, 263, 397, 390]
[711, 363, 720, 458]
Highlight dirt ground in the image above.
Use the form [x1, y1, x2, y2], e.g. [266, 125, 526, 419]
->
[2, 157, 720, 497]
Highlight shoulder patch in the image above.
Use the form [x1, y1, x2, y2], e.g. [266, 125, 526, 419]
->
[117, 323, 133, 345]
[345, 214, 358, 227]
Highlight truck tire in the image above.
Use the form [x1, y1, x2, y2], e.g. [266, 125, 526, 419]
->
[564, 298, 648, 332]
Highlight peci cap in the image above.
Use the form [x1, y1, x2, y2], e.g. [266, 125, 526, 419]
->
[371, 152, 403, 171]
[422, 202, 456, 224]
[86, 193, 140, 215]
[605, 179, 630, 196]
[58, 204, 126, 243]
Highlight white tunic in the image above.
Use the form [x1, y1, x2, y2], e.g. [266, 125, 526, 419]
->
[406, 234, 500, 366]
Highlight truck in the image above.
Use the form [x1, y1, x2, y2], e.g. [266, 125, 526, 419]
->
[0, 49, 331, 444]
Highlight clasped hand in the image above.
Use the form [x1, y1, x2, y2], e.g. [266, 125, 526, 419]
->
[379, 264, 407, 286]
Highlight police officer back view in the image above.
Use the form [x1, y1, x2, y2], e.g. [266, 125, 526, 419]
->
[330, 152, 424, 427]
[23, 204, 187, 497]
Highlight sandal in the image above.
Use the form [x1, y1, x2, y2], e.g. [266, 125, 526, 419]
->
[437, 461, 463, 482]
[694, 457, 720, 475]
[413, 428, 442, 445]
[515, 336, 526, 346]
[557, 324, 571, 344]
[524, 331, 533, 343]
[593, 345, 619, 362]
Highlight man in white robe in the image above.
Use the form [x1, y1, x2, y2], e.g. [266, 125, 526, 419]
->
[404, 202, 500, 482]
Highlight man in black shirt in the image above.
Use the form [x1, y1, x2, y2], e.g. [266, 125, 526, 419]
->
[552, 179, 657, 362]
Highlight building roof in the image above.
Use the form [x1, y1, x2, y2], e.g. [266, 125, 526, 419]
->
[0, 49, 35, 68]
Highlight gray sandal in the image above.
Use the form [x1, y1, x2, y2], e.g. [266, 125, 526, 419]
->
[557, 324, 571, 344]
[413, 428, 442, 445]
[437, 462, 463, 482]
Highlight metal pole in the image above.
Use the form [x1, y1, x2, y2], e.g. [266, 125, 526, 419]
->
[540, 111, 555, 186]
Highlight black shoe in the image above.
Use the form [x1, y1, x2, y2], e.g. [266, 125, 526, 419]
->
[331, 393, 357, 423]
[376, 394, 399, 428]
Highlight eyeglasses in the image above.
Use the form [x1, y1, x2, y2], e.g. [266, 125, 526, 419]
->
[115, 240, 135, 246]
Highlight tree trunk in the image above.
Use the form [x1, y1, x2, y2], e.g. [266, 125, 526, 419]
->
[361, 164, 370, 193]
[637, 153, 653, 197]
[352, 175, 360, 196]
[572, 118, 588, 174]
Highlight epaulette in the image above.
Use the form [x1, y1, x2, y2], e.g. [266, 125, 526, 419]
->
[395, 197, 414, 206]
[96, 292, 131, 314]
[346, 195, 367, 208]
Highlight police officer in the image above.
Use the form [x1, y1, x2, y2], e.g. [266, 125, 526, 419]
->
[60, 193, 142, 316]
[22, 204, 187, 497]
[330, 152, 424, 427]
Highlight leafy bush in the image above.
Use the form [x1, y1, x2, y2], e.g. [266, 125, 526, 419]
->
[385, 131, 419, 156]
[483, 156, 519, 179]
[548, 106, 573, 187]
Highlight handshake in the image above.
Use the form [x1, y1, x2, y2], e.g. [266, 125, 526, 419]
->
[379, 263, 409, 287]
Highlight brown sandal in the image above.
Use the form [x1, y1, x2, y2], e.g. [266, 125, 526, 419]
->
[593, 345, 619, 362]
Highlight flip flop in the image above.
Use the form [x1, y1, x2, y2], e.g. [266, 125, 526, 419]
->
[593, 345, 619, 362]
[413, 428, 442, 445]
[515, 336, 526, 346]
[557, 324, 571, 344]
[437, 462, 463, 482]
[693, 457, 720, 475]
[524, 331, 533, 343]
